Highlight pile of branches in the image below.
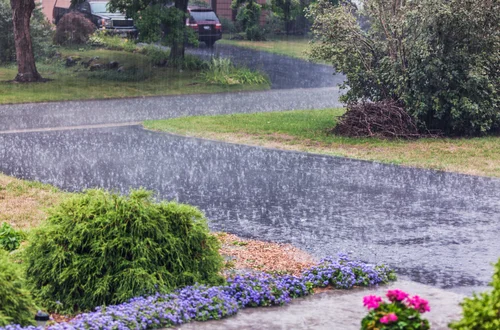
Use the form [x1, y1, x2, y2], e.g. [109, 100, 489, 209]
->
[333, 100, 426, 139]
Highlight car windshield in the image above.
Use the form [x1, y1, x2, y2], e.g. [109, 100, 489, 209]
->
[90, 2, 112, 13]
[190, 10, 218, 22]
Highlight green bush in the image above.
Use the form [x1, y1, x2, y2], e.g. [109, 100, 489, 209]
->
[141, 45, 170, 66]
[132, 5, 198, 48]
[450, 259, 500, 329]
[245, 25, 266, 41]
[25, 189, 224, 312]
[308, 0, 499, 136]
[0, 250, 37, 327]
[0, 0, 54, 63]
[219, 17, 239, 34]
[88, 32, 137, 52]
[0, 222, 24, 251]
[201, 57, 268, 85]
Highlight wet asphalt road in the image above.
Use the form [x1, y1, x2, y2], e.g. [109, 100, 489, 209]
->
[1, 126, 499, 294]
[1, 46, 499, 295]
[0, 88, 342, 132]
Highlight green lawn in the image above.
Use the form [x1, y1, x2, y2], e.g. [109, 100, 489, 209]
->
[0, 48, 269, 104]
[218, 35, 313, 61]
[144, 109, 500, 177]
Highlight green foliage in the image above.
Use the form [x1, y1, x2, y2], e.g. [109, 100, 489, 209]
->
[132, 5, 198, 49]
[450, 259, 500, 329]
[0, 223, 24, 252]
[0, 0, 54, 63]
[219, 17, 239, 34]
[269, 0, 300, 35]
[25, 189, 224, 312]
[308, 0, 500, 136]
[361, 303, 430, 330]
[233, 0, 263, 40]
[201, 57, 268, 85]
[245, 25, 266, 41]
[88, 32, 138, 52]
[141, 45, 170, 66]
[0, 250, 37, 327]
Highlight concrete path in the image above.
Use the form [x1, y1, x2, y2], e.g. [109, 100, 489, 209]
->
[178, 280, 467, 330]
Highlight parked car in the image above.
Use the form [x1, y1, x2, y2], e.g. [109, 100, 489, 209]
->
[186, 7, 222, 47]
[53, 0, 138, 37]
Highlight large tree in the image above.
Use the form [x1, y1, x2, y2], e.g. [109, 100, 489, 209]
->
[109, 0, 189, 60]
[10, 0, 43, 82]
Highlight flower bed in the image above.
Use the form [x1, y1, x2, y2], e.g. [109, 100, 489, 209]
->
[361, 289, 431, 330]
[1, 254, 396, 330]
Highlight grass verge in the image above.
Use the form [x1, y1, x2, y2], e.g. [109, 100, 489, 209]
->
[0, 174, 66, 229]
[0, 48, 269, 105]
[219, 35, 313, 61]
[143, 109, 500, 177]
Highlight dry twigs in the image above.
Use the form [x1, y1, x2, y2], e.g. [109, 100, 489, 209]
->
[333, 100, 426, 139]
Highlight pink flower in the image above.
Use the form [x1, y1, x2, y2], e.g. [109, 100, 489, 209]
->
[380, 313, 398, 324]
[363, 295, 382, 310]
[387, 313, 398, 322]
[386, 289, 409, 302]
[407, 295, 431, 313]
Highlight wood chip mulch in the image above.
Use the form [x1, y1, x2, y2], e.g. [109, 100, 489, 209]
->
[216, 232, 317, 277]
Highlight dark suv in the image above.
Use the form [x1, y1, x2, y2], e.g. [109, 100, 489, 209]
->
[186, 7, 222, 47]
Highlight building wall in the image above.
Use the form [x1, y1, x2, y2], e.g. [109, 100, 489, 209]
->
[38, 0, 265, 26]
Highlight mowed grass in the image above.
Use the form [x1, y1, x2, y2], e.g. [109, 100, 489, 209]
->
[219, 35, 313, 61]
[0, 174, 67, 229]
[144, 109, 500, 177]
[0, 48, 269, 104]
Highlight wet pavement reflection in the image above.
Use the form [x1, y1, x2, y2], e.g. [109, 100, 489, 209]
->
[1, 125, 499, 293]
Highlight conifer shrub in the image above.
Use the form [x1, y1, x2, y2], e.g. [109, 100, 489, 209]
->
[25, 189, 224, 312]
[450, 258, 500, 329]
[0, 250, 37, 327]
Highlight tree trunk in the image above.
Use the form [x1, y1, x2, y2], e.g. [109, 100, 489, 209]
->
[10, 0, 43, 82]
[170, 0, 189, 61]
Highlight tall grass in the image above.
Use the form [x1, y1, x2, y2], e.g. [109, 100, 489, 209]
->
[201, 57, 268, 85]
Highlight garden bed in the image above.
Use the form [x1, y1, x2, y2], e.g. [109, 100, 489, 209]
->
[0, 47, 269, 105]
[0, 173, 396, 329]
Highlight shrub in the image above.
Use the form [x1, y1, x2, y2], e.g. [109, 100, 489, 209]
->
[245, 25, 266, 41]
[25, 189, 224, 312]
[53, 12, 96, 45]
[361, 290, 431, 330]
[308, 0, 500, 136]
[450, 258, 500, 329]
[235, 0, 261, 31]
[141, 45, 170, 66]
[0, 0, 54, 63]
[0, 250, 37, 327]
[88, 32, 137, 52]
[0, 223, 24, 251]
[219, 17, 239, 34]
